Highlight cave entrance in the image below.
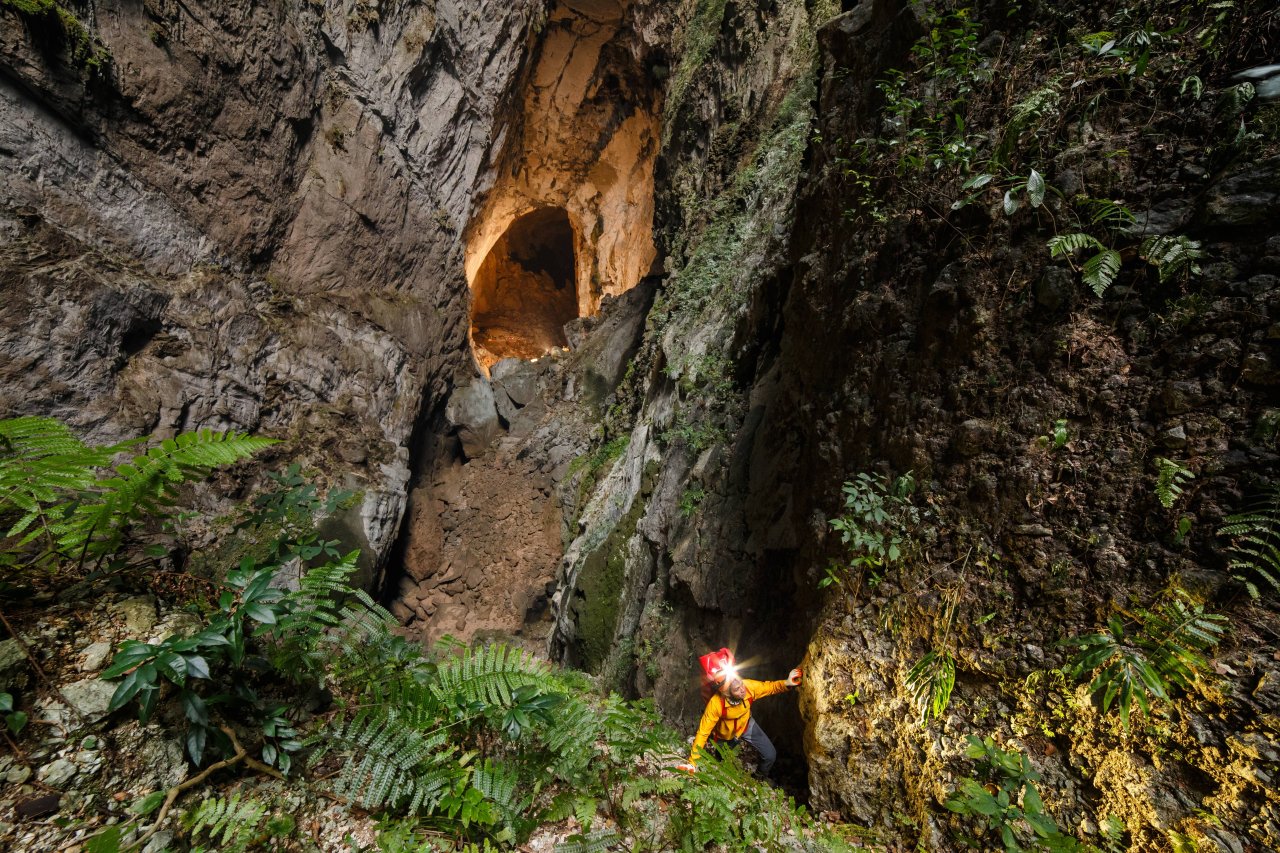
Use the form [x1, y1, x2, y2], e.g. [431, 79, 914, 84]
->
[469, 207, 579, 369]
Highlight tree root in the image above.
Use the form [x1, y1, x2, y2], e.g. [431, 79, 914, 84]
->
[122, 724, 283, 853]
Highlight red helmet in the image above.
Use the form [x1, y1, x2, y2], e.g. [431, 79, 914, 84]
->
[699, 648, 736, 685]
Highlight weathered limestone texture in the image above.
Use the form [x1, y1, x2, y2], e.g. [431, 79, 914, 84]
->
[0, 0, 542, 575]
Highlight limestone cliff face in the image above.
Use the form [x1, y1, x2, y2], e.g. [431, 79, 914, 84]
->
[1, 0, 542, 576]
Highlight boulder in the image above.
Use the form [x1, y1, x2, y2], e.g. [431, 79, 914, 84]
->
[445, 379, 502, 459]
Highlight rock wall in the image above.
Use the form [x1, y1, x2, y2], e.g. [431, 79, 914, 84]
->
[0, 0, 543, 576]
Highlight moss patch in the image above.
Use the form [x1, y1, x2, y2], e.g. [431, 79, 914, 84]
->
[2, 0, 110, 73]
[571, 493, 647, 674]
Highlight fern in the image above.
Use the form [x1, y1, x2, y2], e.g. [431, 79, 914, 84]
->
[1141, 235, 1203, 284]
[1081, 249, 1122, 297]
[1099, 816, 1128, 853]
[1047, 233, 1121, 296]
[60, 429, 279, 560]
[1075, 196, 1137, 230]
[430, 643, 552, 709]
[0, 417, 275, 568]
[1069, 589, 1226, 729]
[472, 757, 528, 833]
[183, 793, 268, 851]
[267, 551, 361, 675]
[1047, 232, 1103, 258]
[905, 649, 956, 725]
[555, 829, 621, 852]
[313, 706, 460, 813]
[1143, 592, 1227, 689]
[1219, 488, 1280, 598]
[1154, 457, 1195, 509]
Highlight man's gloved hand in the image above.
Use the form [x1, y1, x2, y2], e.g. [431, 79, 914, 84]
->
[675, 762, 698, 774]
[787, 668, 803, 687]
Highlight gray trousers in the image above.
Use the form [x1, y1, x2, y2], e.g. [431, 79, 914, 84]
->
[716, 718, 777, 775]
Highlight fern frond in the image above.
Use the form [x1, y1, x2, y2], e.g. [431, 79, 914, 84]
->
[430, 643, 551, 710]
[1074, 197, 1136, 230]
[1140, 235, 1203, 284]
[1141, 590, 1226, 689]
[1046, 232, 1103, 259]
[1154, 457, 1194, 508]
[1082, 249, 1122, 297]
[1218, 489, 1280, 598]
[316, 707, 460, 813]
[183, 793, 267, 851]
[472, 757, 525, 828]
[11, 426, 278, 562]
[555, 829, 621, 853]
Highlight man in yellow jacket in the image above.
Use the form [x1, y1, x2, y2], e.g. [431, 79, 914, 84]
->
[677, 649, 802, 777]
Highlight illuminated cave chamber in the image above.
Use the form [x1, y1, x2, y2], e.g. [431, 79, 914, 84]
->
[471, 207, 578, 361]
[465, 0, 658, 371]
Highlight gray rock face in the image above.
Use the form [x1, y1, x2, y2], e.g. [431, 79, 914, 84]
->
[78, 642, 112, 673]
[112, 596, 157, 638]
[36, 758, 77, 788]
[0, 0, 543, 575]
[444, 379, 502, 459]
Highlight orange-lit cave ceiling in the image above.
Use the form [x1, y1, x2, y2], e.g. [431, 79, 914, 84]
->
[466, 0, 659, 370]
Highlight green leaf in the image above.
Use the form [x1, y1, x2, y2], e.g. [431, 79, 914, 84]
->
[85, 825, 122, 853]
[101, 642, 156, 678]
[1022, 783, 1044, 814]
[7, 711, 27, 735]
[1082, 249, 1122, 296]
[187, 724, 208, 765]
[1003, 189, 1020, 216]
[108, 672, 142, 712]
[185, 655, 212, 680]
[1027, 169, 1046, 207]
[138, 685, 159, 723]
[181, 691, 208, 725]
[0, 693, 12, 713]
[130, 790, 167, 816]
[245, 603, 278, 625]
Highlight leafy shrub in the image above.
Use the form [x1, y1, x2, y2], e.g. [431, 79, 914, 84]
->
[946, 735, 1078, 852]
[823, 472, 919, 588]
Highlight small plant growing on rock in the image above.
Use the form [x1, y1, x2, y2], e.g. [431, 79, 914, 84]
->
[0, 416, 277, 573]
[945, 735, 1078, 852]
[822, 472, 919, 588]
[905, 649, 955, 725]
[0, 691, 27, 737]
[1154, 456, 1195, 509]
[1067, 589, 1226, 730]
